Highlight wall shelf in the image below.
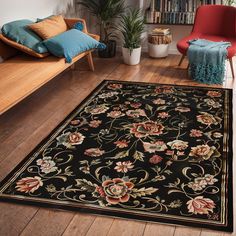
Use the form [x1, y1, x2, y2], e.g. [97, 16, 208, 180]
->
[143, 0, 223, 25]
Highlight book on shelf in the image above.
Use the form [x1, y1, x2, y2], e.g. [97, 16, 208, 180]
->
[145, 0, 223, 25]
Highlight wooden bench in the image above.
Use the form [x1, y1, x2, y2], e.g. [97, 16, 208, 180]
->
[0, 18, 98, 115]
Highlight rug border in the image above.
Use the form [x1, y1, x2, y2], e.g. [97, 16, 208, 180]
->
[0, 80, 233, 232]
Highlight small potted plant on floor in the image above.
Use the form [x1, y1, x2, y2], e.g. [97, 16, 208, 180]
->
[119, 8, 145, 65]
[78, 0, 125, 58]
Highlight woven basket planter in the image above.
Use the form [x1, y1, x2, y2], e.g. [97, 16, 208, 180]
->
[148, 34, 172, 58]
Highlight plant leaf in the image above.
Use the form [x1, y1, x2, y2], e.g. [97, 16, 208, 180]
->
[133, 151, 144, 162]
[75, 179, 98, 192]
[156, 106, 167, 111]
[145, 104, 153, 113]
[112, 150, 129, 159]
[131, 187, 158, 198]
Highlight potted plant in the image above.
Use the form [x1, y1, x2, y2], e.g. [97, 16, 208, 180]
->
[78, 0, 125, 58]
[119, 8, 145, 65]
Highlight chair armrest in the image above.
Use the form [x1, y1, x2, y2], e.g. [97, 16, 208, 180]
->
[64, 18, 88, 33]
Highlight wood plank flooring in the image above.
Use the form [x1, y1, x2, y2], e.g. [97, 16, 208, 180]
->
[0, 54, 235, 236]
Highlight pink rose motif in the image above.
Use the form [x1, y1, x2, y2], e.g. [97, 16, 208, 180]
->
[89, 120, 102, 128]
[155, 86, 174, 94]
[114, 161, 134, 173]
[107, 83, 123, 90]
[107, 111, 125, 119]
[189, 144, 217, 160]
[70, 120, 80, 125]
[158, 112, 169, 119]
[84, 148, 105, 157]
[190, 129, 203, 137]
[153, 98, 165, 105]
[166, 150, 174, 156]
[114, 140, 130, 148]
[207, 91, 221, 97]
[130, 103, 142, 108]
[177, 151, 185, 156]
[97, 178, 134, 205]
[187, 196, 215, 215]
[149, 155, 163, 164]
[15, 176, 43, 193]
[69, 132, 85, 145]
[197, 112, 220, 126]
[130, 121, 164, 138]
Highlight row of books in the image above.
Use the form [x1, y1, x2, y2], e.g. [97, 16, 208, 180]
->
[146, 0, 223, 24]
[146, 11, 196, 24]
[152, 0, 222, 13]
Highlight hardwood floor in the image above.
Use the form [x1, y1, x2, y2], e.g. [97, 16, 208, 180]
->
[0, 54, 235, 236]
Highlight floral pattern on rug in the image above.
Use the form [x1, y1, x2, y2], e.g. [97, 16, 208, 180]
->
[0, 81, 233, 231]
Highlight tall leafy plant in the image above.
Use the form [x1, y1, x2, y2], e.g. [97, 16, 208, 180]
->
[78, 0, 125, 44]
[119, 9, 145, 53]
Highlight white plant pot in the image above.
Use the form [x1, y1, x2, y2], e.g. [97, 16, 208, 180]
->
[148, 43, 170, 58]
[122, 47, 141, 65]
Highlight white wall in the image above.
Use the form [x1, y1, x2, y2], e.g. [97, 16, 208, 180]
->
[0, 0, 191, 54]
[0, 0, 76, 27]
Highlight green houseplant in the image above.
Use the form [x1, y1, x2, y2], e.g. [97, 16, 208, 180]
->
[78, 0, 125, 58]
[119, 8, 145, 65]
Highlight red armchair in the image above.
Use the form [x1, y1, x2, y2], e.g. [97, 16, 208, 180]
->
[177, 5, 236, 79]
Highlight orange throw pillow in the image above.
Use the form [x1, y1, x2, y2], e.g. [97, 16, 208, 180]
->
[0, 34, 49, 58]
[29, 15, 68, 40]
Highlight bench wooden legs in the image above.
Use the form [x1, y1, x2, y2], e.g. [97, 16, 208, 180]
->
[69, 52, 95, 72]
[178, 55, 185, 66]
[229, 58, 235, 79]
[87, 52, 95, 72]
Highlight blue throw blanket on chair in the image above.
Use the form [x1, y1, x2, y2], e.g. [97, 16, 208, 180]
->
[187, 39, 231, 84]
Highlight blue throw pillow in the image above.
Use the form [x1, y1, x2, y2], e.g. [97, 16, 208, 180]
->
[43, 29, 106, 63]
[73, 22, 84, 31]
[2, 19, 48, 54]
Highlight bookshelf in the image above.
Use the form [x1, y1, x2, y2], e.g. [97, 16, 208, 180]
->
[144, 0, 224, 25]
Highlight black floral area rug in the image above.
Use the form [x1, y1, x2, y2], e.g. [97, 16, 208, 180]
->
[0, 80, 233, 232]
